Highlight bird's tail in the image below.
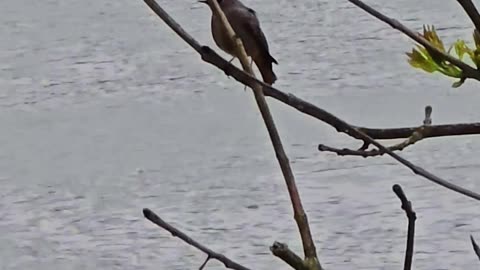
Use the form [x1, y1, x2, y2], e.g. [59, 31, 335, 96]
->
[256, 54, 278, 85]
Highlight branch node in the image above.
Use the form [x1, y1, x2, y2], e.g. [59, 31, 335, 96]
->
[199, 256, 211, 270]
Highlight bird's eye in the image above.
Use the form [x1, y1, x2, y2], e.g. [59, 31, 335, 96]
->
[217, 0, 223, 3]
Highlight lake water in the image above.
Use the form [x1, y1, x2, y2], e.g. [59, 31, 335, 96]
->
[1, 0, 480, 269]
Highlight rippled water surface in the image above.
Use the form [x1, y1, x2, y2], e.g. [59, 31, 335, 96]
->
[2, 0, 480, 269]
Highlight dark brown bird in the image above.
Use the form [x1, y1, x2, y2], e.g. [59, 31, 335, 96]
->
[200, 0, 278, 85]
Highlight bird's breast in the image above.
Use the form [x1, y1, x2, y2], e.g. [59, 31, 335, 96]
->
[211, 15, 237, 57]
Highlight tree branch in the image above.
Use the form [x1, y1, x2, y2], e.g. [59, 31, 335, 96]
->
[357, 122, 480, 140]
[270, 242, 309, 270]
[457, 0, 480, 34]
[470, 235, 480, 261]
[142, 0, 480, 202]
[319, 106, 433, 157]
[199, 256, 211, 270]
[318, 125, 423, 157]
[392, 185, 416, 270]
[143, 208, 252, 270]
[204, 1, 321, 268]
[347, 0, 480, 81]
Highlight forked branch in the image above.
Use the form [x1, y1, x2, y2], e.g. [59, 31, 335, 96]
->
[205, 0, 320, 267]
[144, 0, 322, 268]
[319, 106, 433, 157]
[142, 0, 480, 201]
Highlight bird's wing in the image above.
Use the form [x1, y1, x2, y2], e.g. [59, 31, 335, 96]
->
[227, 7, 277, 64]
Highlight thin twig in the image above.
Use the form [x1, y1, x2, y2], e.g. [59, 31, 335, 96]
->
[199, 256, 211, 270]
[470, 235, 480, 261]
[270, 242, 309, 270]
[143, 208, 252, 270]
[319, 106, 433, 157]
[392, 185, 416, 270]
[142, 0, 480, 201]
[457, 0, 480, 34]
[318, 125, 424, 157]
[347, 0, 480, 81]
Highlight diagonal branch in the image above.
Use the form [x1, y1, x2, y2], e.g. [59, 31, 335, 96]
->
[392, 185, 416, 270]
[470, 235, 480, 261]
[144, 0, 321, 267]
[205, 0, 320, 267]
[142, 0, 480, 201]
[347, 0, 480, 81]
[457, 0, 480, 34]
[143, 208, 252, 270]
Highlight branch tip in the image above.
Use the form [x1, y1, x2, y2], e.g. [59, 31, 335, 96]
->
[470, 235, 480, 261]
[393, 184, 416, 270]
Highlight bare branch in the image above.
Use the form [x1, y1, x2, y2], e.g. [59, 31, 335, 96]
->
[357, 122, 480, 140]
[144, 0, 322, 267]
[143, 208, 252, 270]
[270, 242, 309, 270]
[199, 256, 211, 270]
[470, 235, 480, 261]
[204, 0, 321, 267]
[142, 0, 480, 201]
[143, 0, 480, 139]
[143, 0, 202, 52]
[319, 106, 433, 157]
[392, 185, 416, 270]
[318, 126, 423, 157]
[347, 0, 480, 81]
[457, 0, 480, 34]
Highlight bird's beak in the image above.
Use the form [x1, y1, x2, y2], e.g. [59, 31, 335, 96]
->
[198, 0, 208, 4]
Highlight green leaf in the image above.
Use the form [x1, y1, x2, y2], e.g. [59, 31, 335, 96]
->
[454, 39, 472, 60]
[423, 25, 446, 52]
[406, 24, 471, 81]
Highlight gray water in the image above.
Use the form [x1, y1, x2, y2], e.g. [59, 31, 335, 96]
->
[1, 0, 480, 269]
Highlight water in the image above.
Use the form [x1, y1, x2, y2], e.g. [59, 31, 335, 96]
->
[1, 0, 480, 269]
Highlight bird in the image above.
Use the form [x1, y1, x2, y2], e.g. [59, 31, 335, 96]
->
[199, 0, 278, 85]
